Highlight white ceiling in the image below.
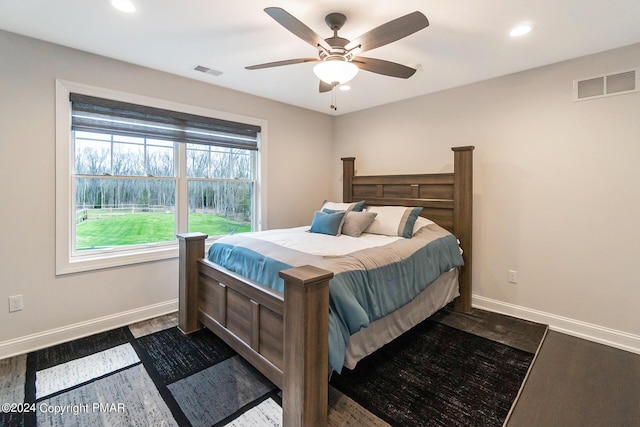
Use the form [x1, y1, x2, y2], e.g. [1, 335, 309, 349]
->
[2, 0, 640, 115]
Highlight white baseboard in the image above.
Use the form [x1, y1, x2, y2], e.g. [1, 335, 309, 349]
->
[0, 299, 178, 360]
[473, 295, 640, 355]
[3, 296, 638, 360]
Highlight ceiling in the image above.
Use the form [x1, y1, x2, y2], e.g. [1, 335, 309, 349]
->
[2, 0, 640, 115]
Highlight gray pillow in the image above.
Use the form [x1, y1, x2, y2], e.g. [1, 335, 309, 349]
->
[341, 211, 378, 237]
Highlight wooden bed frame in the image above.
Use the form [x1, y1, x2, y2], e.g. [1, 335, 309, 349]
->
[177, 146, 474, 426]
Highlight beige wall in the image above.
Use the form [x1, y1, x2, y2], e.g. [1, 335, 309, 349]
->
[333, 43, 640, 350]
[0, 30, 332, 354]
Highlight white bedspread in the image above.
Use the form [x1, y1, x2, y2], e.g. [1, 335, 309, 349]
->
[240, 215, 437, 257]
[243, 226, 403, 256]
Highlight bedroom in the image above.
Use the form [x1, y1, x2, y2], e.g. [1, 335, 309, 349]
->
[1, 1, 639, 425]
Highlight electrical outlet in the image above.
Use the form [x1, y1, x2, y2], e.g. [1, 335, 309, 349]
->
[8, 295, 23, 312]
[508, 270, 518, 284]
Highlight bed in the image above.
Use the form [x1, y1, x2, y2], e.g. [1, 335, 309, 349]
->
[177, 146, 474, 426]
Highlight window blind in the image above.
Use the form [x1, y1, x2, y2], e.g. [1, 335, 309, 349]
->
[70, 93, 260, 150]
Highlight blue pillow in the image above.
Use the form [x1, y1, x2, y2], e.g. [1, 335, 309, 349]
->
[352, 200, 366, 212]
[309, 210, 346, 236]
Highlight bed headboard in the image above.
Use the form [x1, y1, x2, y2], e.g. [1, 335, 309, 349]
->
[341, 146, 474, 312]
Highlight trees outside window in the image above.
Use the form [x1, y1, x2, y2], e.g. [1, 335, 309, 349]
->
[73, 133, 255, 252]
[56, 80, 264, 274]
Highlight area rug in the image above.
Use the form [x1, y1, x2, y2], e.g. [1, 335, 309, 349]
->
[330, 319, 536, 426]
[0, 311, 543, 426]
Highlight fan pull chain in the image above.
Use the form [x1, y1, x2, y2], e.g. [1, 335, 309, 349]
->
[330, 86, 337, 111]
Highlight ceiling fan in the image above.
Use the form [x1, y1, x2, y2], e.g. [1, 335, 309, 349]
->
[246, 7, 429, 93]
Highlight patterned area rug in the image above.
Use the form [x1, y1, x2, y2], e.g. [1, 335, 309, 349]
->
[0, 311, 544, 426]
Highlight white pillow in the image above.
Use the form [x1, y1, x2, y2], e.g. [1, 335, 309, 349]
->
[364, 206, 423, 238]
[412, 216, 435, 235]
[320, 200, 366, 212]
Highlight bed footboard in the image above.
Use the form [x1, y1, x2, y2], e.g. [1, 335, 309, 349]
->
[177, 233, 333, 427]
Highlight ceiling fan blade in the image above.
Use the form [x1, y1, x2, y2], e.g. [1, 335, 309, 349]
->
[245, 57, 318, 70]
[319, 80, 335, 93]
[352, 57, 417, 78]
[264, 7, 332, 52]
[345, 11, 429, 53]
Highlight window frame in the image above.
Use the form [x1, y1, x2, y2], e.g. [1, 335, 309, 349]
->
[55, 80, 267, 275]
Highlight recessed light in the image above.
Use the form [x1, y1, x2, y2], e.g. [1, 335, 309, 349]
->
[509, 22, 535, 37]
[339, 85, 351, 91]
[111, 0, 136, 13]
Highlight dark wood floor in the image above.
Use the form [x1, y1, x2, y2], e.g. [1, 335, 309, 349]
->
[506, 330, 640, 427]
[433, 307, 640, 427]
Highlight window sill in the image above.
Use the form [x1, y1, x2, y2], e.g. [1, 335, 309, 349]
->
[56, 244, 179, 275]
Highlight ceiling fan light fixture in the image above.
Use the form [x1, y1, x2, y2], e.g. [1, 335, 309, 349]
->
[313, 60, 359, 85]
[111, 0, 136, 13]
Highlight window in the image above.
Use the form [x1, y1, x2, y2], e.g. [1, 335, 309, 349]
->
[56, 81, 267, 274]
[185, 144, 255, 236]
[74, 132, 178, 250]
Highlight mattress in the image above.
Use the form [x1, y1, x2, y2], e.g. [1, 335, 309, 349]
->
[343, 267, 459, 369]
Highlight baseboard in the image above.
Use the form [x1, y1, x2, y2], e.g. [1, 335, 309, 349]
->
[4, 296, 638, 360]
[0, 299, 178, 360]
[473, 295, 640, 355]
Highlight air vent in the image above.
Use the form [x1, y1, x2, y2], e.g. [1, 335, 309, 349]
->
[574, 68, 638, 101]
[606, 70, 636, 94]
[193, 65, 223, 76]
[576, 77, 604, 99]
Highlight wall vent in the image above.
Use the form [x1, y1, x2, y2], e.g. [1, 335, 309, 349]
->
[574, 68, 638, 101]
[193, 65, 223, 76]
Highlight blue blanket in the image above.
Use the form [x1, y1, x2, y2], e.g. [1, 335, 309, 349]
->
[208, 225, 464, 372]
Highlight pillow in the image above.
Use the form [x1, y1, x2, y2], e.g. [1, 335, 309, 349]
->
[309, 210, 347, 236]
[320, 207, 349, 234]
[321, 200, 366, 212]
[364, 206, 423, 238]
[320, 200, 365, 234]
[412, 216, 435, 235]
[320, 207, 342, 214]
[341, 211, 378, 237]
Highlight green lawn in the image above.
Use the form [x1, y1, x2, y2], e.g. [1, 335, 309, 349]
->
[76, 212, 250, 249]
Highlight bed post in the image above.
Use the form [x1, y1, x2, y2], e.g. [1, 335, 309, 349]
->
[177, 232, 208, 334]
[452, 146, 474, 313]
[279, 265, 334, 427]
[342, 157, 355, 203]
